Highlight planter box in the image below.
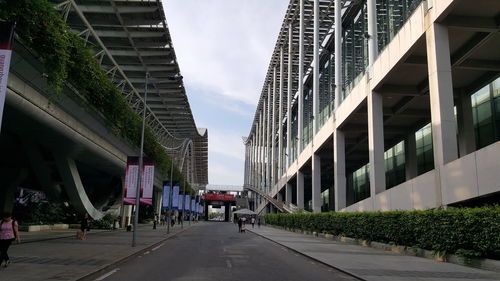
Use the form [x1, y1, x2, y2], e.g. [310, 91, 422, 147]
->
[19, 224, 69, 232]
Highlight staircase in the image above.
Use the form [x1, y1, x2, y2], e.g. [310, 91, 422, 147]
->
[244, 184, 287, 214]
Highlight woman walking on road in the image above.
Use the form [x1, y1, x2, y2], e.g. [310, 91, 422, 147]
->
[79, 213, 91, 240]
[0, 212, 20, 268]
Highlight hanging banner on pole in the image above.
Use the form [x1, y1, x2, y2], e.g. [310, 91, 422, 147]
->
[171, 184, 180, 210]
[0, 22, 15, 134]
[178, 193, 184, 212]
[123, 157, 154, 205]
[123, 157, 139, 205]
[191, 199, 195, 214]
[161, 182, 171, 210]
[140, 158, 154, 205]
[184, 195, 191, 213]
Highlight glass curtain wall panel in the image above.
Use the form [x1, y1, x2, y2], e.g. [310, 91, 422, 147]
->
[376, 0, 423, 52]
[319, 54, 335, 128]
[342, 1, 368, 99]
[415, 123, 434, 175]
[303, 88, 314, 147]
[384, 141, 406, 189]
[291, 107, 298, 163]
[347, 164, 370, 206]
[321, 189, 330, 212]
[471, 77, 500, 149]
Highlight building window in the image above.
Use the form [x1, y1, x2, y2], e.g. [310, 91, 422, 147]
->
[347, 164, 370, 206]
[471, 77, 500, 149]
[385, 141, 406, 189]
[321, 188, 330, 212]
[415, 123, 434, 175]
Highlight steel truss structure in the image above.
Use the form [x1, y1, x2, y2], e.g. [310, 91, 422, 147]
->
[52, 0, 208, 186]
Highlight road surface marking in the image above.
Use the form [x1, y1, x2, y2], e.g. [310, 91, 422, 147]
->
[94, 268, 119, 281]
[152, 243, 164, 251]
[144, 251, 150, 255]
[226, 260, 232, 269]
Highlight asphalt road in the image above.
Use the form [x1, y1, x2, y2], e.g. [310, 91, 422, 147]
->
[98, 222, 359, 281]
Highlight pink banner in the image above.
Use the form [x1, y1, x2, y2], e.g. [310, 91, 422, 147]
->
[123, 157, 154, 205]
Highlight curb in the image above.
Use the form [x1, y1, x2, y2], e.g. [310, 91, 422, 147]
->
[74, 225, 193, 281]
[248, 229, 366, 281]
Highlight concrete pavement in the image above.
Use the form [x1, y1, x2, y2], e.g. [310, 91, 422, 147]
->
[0, 223, 190, 281]
[249, 225, 500, 281]
[99, 222, 359, 281]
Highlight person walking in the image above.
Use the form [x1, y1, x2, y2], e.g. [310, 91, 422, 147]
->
[0, 213, 20, 268]
[251, 217, 256, 228]
[237, 217, 242, 233]
[257, 217, 261, 228]
[79, 213, 91, 240]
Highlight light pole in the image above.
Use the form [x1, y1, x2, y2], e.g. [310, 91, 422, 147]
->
[132, 73, 150, 247]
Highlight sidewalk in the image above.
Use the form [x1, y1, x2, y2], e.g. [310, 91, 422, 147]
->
[249, 225, 500, 281]
[0, 222, 197, 281]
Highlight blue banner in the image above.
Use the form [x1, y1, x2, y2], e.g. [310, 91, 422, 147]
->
[178, 193, 184, 211]
[191, 199, 195, 214]
[171, 184, 180, 210]
[184, 195, 191, 213]
[161, 182, 171, 210]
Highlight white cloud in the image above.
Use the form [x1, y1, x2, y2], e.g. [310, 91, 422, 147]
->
[165, 0, 289, 106]
[164, 0, 289, 185]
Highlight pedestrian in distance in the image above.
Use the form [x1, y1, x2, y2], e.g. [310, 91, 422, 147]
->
[78, 213, 91, 240]
[153, 213, 158, 230]
[237, 217, 243, 233]
[257, 218, 261, 228]
[251, 217, 256, 228]
[0, 212, 21, 268]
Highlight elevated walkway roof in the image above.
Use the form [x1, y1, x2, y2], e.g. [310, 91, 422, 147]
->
[55, 0, 208, 185]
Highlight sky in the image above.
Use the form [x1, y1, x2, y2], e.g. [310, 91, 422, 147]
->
[164, 0, 289, 186]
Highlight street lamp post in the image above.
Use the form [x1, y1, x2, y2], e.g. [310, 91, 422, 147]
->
[132, 73, 149, 247]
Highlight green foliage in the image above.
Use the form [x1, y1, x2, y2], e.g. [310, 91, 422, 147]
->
[92, 214, 118, 229]
[0, 0, 192, 189]
[265, 207, 500, 259]
[13, 201, 78, 225]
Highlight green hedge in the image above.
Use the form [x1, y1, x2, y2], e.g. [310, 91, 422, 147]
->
[0, 0, 194, 194]
[265, 207, 500, 259]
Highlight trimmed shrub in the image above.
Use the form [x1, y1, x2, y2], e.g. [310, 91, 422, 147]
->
[265, 207, 500, 259]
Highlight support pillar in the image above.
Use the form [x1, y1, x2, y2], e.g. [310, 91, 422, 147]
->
[298, 0, 304, 154]
[296, 170, 304, 209]
[368, 91, 386, 196]
[457, 89, 476, 157]
[271, 67, 277, 186]
[287, 23, 293, 167]
[278, 47, 284, 178]
[313, 0, 320, 133]
[405, 132, 418, 180]
[266, 85, 272, 192]
[367, 0, 378, 66]
[334, 130, 346, 211]
[285, 183, 292, 204]
[426, 23, 458, 167]
[334, 0, 342, 108]
[312, 153, 322, 213]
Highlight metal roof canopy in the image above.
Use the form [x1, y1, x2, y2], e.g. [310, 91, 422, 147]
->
[54, 0, 208, 185]
[246, 0, 362, 141]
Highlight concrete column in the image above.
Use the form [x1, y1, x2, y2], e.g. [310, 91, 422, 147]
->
[457, 89, 476, 157]
[368, 91, 386, 196]
[334, 129, 346, 211]
[287, 23, 293, 167]
[277, 192, 283, 203]
[334, 0, 342, 108]
[261, 103, 266, 190]
[426, 23, 458, 166]
[259, 111, 264, 190]
[313, 0, 320, 134]
[266, 85, 272, 191]
[296, 170, 304, 209]
[285, 182, 292, 204]
[312, 153, 322, 213]
[271, 67, 277, 186]
[278, 47, 284, 178]
[367, 0, 378, 66]
[298, 0, 304, 154]
[405, 133, 418, 180]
